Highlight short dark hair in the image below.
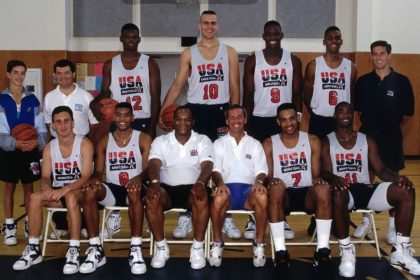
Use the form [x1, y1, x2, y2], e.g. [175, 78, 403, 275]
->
[370, 40, 392, 54]
[121, 23, 140, 35]
[277, 103, 297, 115]
[115, 102, 133, 114]
[225, 104, 247, 119]
[54, 59, 75, 73]
[334, 101, 353, 113]
[324, 26, 341, 38]
[174, 105, 194, 120]
[52, 106, 74, 122]
[264, 20, 281, 32]
[7, 60, 27, 73]
[200, 10, 217, 18]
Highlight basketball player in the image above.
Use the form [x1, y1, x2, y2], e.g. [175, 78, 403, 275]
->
[209, 104, 268, 268]
[13, 106, 93, 274]
[159, 10, 241, 240]
[0, 60, 47, 245]
[79, 102, 151, 274]
[146, 106, 213, 270]
[44, 59, 98, 240]
[264, 103, 332, 277]
[354, 40, 415, 243]
[303, 26, 357, 138]
[91, 23, 161, 138]
[322, 102, 420, 277]
[243, 20, 303, 142]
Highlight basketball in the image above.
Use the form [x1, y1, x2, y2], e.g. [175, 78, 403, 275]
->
[162, 104, 180, 129]
[100, 98, 118, 123]
[11, 124, 38, 141]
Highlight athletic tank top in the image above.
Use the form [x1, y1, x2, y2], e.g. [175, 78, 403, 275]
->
[327, 132, 370, 184]
[105, 130, 142, 186]
[110, 54, 151, 119]
[311, 56, 352, 117]
[187, 43, 230, 105]
[253, 50, 293, 117]
[51, 135, 84, 187]
[272, 132, 312, 188]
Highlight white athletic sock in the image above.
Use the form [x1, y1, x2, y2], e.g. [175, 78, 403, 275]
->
[316, 219, 332, 250]
[29, 237, 40, 245]
[362, 212, 370, 224]
[131, 237, 142, 246]
[155, 239, 167, 247]
[338, 236, 351, 247]
[5, 218, 14, 225]
[89, 236, 101, 245]
[395, 234, 410, 245]
[269, 222, 285, 251]
[389, 216, 395, 228]
[69, 240, 80, 247]
[192, 239, 204, 249]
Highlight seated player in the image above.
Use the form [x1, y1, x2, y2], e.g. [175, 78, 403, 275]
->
[13, 106, 93, 274]
[264, 103, 332, 277]
[79, 102, 151, 274]
[146, 106, 213, 270]
[209, 104, 268, 267]
[321, 102, 420, 277]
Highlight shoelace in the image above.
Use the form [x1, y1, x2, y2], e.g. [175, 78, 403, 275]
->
[66, 247, 79, 264]
[130, 245, 143, 261]
[402, 244, 417, 263]
[254, 244, 265, 258]
[340, 245, 354, 259]
[85, 245, 100, 261]
[177, 217, 190, 229]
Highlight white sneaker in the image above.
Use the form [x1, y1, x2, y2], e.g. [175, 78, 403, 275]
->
[102, 211, 122, 239]
[244, 219, 256, 240]
[284, 222, 295, 240]
[13, 244, 43, 270]
[173, 213, 192, 239]
[129, 244, 146, 274]
[151, 242, 170, 268]
[208, 242, 224, 267]
[222, 217, 241, 239]
[353, 221, 372, 238]
[252, 241, 266, 267]
[4, 223, 17, 246]
[339, 243, 356, 278]
[79, 245, 106, 274]
[50, 229, 68, 240]
[390, 242, 420, 276]
[63, 246, 80, 275]
[387, 226, 396, 245]
[190, 245, 206, 270]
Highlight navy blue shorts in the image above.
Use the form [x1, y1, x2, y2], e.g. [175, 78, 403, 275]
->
[250, 115, 280, 142]
[186, 103, 228, 141]
[348, 183, 379, 210]
[286, 187, 309, 213]
[0, 148, 41, 184]
[308, 113, 336, 138]
[226, 183, 252, 210]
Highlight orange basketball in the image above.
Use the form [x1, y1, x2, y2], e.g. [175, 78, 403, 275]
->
[162, 104, 180, 129]
[11, 124, 38, 141]
[100, 98, 118, 123]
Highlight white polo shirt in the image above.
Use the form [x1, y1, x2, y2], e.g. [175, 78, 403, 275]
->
[44, 84, 98, 137]
[149, 130, 214, 186]
[213, 133, 267, 184]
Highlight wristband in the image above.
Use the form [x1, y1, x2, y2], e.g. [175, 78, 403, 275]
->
[255, 179, 264, 185]
[151, 179, 159, 184]
[196, 180, 206, 186]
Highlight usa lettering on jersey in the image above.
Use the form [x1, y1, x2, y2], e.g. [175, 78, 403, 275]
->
[108, 151, 137, 171]
[118, 76, 144, 95]
[197, 63, 224, 83]
[54, 161, 81, 181]
[335, 153, 362, 172]
[260, 68, 288, 87]
[321, 72, 346, 90]
[279, 152, 308, 173]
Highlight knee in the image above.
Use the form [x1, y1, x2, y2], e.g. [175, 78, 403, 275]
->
[268, 184, 285, 205]
[211, 193, 229, 209]
[255, 192, 268, 210]
[127, 191, 141, 205]
[83, 188, 97, 204]
[314, 184, 332, 205]
[30, 192, 43, 205]
[332, 189, 347, 207]
[65, 191, 80, 209]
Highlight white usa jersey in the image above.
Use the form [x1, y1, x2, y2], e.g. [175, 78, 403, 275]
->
[51, 135, 84, 187]
[253, 50, 293, 117]
[311, 56, 351, 117]
[110, 54, 151, 119]
[327, 132, 370, 184]
[105, 130, 142, 186]
[187, 43, 230, 105]
[272, 132, 312, 188]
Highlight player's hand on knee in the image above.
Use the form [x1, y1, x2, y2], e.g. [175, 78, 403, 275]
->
[212, 185, 229, 197]
[126, 181, 141, 193]
[146, 186, 161, 204]
[397, 175, 413, 190]
[330, 176, 349, 191]
[268, 177, 285, 188]
[252, 184, 267, 195]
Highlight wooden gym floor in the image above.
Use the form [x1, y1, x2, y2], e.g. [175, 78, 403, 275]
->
[1, 160, 420, 279]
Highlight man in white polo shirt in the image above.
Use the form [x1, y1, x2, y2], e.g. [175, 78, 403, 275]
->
[43, 59, 98, 238]
[146, 106, 214, 270]
[209, 104, 268, 268]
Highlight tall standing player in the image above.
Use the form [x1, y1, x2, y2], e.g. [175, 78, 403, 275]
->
[243, 20, 303, 142]
[13, 106, 93, 274]
[0, 60, 47, 245]
[159, 10, 241, 239]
